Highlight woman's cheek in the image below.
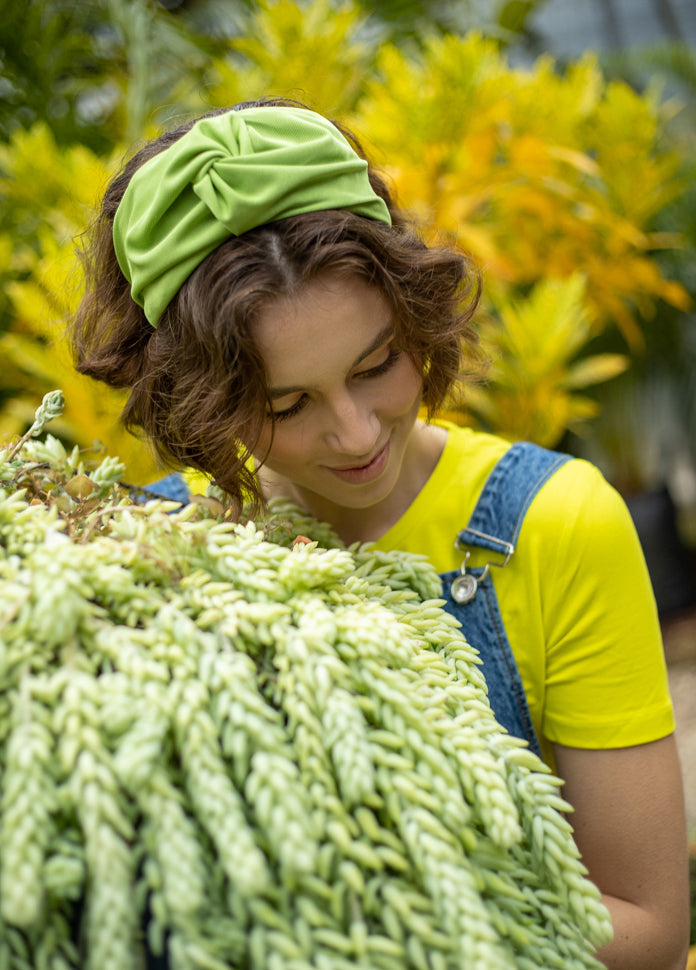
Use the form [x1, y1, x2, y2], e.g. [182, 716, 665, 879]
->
[263, 422, 310, 464]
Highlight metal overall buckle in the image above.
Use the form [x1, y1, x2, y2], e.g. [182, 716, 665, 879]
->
[450, 528, 515, 604]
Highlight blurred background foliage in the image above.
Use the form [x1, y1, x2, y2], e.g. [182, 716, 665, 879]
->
[1, 0, 694, 537]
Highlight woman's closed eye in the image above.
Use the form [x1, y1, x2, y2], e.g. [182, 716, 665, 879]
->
[271, 395, 308, 422]
[356, 348, 401, 380]
[269, 349, 403, 423]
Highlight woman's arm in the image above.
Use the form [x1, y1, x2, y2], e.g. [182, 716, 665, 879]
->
[554, 735, 690, 970]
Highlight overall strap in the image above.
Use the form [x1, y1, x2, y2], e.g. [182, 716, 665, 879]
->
[457, 441, 571, 553]
[440, 441, 571, 757]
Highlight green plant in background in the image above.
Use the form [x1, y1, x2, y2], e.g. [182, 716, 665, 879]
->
[103, 0, 223, 143]
[0, 0, 216, 151]
[0, 0, 116, 152]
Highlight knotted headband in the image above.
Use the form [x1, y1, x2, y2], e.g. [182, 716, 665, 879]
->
[112, 106, 392, 326]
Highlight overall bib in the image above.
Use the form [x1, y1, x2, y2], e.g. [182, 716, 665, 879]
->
[439, 442, 571, 758]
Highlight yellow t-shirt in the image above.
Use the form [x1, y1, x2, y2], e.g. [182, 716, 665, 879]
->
[374, 423, 675, 769]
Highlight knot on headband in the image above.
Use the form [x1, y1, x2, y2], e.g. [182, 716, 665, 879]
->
[112, 106, 392, 326]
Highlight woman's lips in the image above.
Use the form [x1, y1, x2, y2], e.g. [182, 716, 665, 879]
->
[327, 440, 390, 484]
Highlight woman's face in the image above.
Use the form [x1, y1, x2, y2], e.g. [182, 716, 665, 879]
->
[252, 272, 424, 518]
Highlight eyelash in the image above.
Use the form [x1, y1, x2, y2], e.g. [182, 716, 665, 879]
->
[271, 349, 402, 423]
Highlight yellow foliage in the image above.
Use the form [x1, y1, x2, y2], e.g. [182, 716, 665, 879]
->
[0, 124, 111, 239]
[0, 130, 160, 483]
[1, 13, 691, 454]
[460, 275, 628, 447]
[202, 0, 371, 117]
[0, 264, 158, 481]
[357, 35, 690, 352]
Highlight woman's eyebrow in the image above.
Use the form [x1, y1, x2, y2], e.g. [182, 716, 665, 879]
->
[268, 324, 395, 399]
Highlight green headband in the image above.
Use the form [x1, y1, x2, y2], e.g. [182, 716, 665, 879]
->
[112, 106, 392, 326]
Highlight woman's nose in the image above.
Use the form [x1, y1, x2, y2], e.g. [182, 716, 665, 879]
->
[325, 393, 380, 457]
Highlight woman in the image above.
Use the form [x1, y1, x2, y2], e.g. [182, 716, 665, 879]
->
[72, 99, 690, 969]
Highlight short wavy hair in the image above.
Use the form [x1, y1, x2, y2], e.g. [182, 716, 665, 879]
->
[71, 98, 481, 512]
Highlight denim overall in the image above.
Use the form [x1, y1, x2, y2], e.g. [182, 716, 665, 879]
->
[143, 442, 571, 756]
[439, 442, 571, 757]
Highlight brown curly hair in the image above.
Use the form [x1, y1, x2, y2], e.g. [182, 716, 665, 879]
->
[71, 98, 481, 512]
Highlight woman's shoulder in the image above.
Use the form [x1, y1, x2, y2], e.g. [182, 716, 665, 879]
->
[445, 431, 639, 569]
[440, 430, 636, 561]
[420, 422, 621, 523]
[527, 452, 633, 541]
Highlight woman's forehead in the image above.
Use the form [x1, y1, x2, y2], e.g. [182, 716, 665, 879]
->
[254, 273, 394, 384]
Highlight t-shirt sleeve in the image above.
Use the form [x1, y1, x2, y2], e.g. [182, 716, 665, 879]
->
[534, 460, 675, 749]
